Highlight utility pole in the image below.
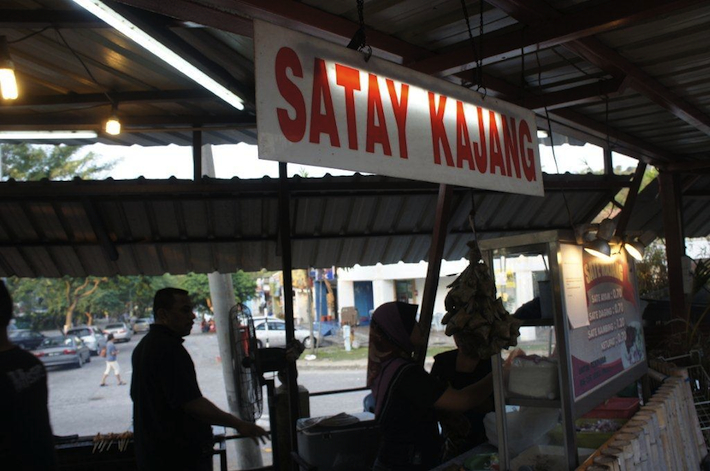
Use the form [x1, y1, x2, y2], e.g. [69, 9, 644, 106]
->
[201, 143, 263, 468]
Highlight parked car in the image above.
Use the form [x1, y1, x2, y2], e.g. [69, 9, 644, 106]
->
[252, 316, 319, 348]
[9, 329, 45, 350]
[132, 318, 152, 334]
[104, 322, 133, 342]
[34, 335, 91, 368]
[66, 325, 107, 356]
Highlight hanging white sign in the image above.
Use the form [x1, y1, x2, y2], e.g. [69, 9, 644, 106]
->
[255, 20, 543, 196]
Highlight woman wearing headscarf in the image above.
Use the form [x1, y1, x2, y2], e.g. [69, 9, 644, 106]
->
[367, 301, 493, 470]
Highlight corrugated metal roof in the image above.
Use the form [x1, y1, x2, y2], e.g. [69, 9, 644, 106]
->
[0, 172, 635, 277]
[626, 174, 710, 239]
[2, 0, 710, 277]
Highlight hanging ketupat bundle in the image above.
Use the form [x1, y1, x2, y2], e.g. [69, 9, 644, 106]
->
[442, 241, 523, 358]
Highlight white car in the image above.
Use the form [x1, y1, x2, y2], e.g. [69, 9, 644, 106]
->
[103, 322, 133, 342]
[252, 317, 319, 348]
[132, 318, 152, 334]
[65, 325, 107, 356]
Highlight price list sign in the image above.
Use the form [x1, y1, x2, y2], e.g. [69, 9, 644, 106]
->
[562, 245, 646, 399]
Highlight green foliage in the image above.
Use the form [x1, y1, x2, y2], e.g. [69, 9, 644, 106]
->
[231, 270, 258, 304]
[177, 271, 257, 312]
[4, 271, 257, 329]
[0, 143, 113, 181]
[635, 240, 668, 298]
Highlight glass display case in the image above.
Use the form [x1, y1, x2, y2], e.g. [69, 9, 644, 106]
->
[479, 230, 647, 470]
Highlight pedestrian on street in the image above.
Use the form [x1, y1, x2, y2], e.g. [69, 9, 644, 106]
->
[100, 334, 126, 386]
[131, 287, 268, 471]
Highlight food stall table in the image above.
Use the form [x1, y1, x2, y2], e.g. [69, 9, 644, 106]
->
[430, 443, 498, 471]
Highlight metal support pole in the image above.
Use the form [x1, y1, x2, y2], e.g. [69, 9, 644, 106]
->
[659, 171, 687, 324]
[265, 378, 280, 470]
[414, 184, 453, 365]
[278, 162, 300, 469]
[193, 128, 202, 180]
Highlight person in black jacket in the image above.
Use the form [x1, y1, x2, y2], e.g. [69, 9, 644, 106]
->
[0, 280, 58, 471]
[131, 287, 268, 471]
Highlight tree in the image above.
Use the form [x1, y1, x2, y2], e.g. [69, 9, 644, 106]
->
[178, 271, 257, 315]
[6, 276, 107, 330]
[0, 143, 113, 181]
[636, 240, 669, 298]
[61, 277, 107, 330]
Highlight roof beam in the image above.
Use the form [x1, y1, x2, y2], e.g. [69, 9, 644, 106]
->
[118, 0, 675, 163]
[486, 0, 710, 137]
[109, 3, 256, 105]
[111, 0, 254, 37]
[0, 10, 108, 28]
[565, 38, 710, 136]
[115, 0, 424, 63]
[0, 89, 215, 109]
[525, 78, 624, 111]
[544, 108, 675, 164]
[660, 160, 710, 173]
[0, 175, 630, 200]
[409, 0, 703, 77]
[0, 9, 183, 28]
[0, 115, 254, 128]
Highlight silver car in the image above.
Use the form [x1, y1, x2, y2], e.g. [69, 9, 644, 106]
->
[104, 322, 133, 342]
[34, 335, 91, 368]
[132, 318, 151, 334]
[252, 317, 319, 348]
[66, 325, 107, 356]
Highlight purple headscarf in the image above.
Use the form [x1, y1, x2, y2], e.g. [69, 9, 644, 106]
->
[366, 301, 419, 416]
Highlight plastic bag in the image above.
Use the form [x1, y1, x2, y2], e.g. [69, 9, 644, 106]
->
[99, 347, 107, 357]
[484, 407, 559, 456]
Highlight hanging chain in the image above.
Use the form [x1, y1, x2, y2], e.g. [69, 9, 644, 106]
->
[349, 0, 372, 61]
[460, 0, 486, 96]
[357, 0, 366, 38]
[468, 190, 478, 241]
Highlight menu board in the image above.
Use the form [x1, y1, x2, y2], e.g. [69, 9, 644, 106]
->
[562, 244, 646, 399]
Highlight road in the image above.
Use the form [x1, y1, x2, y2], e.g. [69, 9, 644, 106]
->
[45, 326, 369, 468]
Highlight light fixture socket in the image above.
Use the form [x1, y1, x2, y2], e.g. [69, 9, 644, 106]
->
[597, 218, 616, 241]
[638, 230, 657, 247]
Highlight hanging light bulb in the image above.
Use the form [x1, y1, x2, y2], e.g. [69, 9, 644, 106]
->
[0, 36, 18, 100]
[104, 104, 121, 135]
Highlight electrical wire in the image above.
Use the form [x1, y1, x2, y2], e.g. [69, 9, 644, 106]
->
[8, 27, 51, 44]
[535, 44, 575, 230]
[459, 0, 486, 95]
[54, 27, 114, 107]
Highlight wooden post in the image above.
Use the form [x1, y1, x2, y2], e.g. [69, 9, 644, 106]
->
[414, 184, 453, 364]
[658, 171, 687, 325]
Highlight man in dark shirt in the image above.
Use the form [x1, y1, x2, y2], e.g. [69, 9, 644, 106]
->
[0, 280, 58, 471]
[131, 287, 268, 471]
